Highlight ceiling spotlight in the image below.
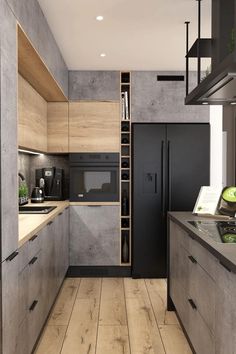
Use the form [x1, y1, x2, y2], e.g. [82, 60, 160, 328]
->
[100, 53, 106, 57]
[230, 102, 236, 105]
[202, 102, 209, 105]
[96, 16, 104, 21]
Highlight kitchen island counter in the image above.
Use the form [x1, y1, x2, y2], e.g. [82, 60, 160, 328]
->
[168, 212, 236, 273]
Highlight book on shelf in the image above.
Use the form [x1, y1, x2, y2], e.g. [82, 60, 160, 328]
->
[121, 93, 125, 120]
[121, 91, 129, 120]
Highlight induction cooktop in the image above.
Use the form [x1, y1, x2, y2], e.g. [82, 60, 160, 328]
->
[188, 221, 236, 243]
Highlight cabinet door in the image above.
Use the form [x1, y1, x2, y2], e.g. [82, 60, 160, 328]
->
[70, 206, 120, 265]
[18, 74, 47, 152]
[41, 220, 56, 312]
[69, 101, 120, 152]
[2, 251, 19, 354]
[215, 262, 236, 353]
[47, 102, 69, 153]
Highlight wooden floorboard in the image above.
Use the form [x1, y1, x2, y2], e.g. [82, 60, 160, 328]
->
[99, 278, 127, 326]
[35, 277, 193, 354]
[145, 279, 179, 325]
[34, 325, 67, 354]
[48, 278, 80, 326]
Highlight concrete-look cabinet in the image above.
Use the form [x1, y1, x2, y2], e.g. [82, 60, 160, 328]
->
[3, 209, 69, 354]
[169, 219, 236, 354]
[0, 0, 19, 262]
[69, 71, 120, 101]
[169, 221, 216, 354]
[215, 262, 236, 353]
[70, 206, 120, 266]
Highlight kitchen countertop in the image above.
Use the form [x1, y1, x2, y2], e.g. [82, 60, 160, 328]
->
[18, 200, 69, 247]
[168, 212, 236, 273]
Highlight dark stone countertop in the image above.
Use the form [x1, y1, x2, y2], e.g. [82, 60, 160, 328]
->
[168, 212, 236, 274]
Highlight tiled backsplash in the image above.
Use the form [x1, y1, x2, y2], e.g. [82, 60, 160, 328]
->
[18, 152, 69, 198]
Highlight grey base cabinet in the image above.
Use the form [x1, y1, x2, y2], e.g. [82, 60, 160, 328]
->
[3, 207, 69, 354]
[169, 219, 236, 354]
[70, 206, 120, 266]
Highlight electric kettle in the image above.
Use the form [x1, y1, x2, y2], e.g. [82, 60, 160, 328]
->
[31, 187, 44, 203]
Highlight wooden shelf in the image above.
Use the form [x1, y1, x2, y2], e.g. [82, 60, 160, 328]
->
[121, 227, 130, 230]
[121, 215, 130, 218]
[18, 26, 67, 102]
[121, 179, 130, 182]
[121, 144, 130, 146]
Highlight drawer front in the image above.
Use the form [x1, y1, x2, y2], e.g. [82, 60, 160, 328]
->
[28, 297, 44, 353]
[28, 251, 42, 306]
[18, 242, 29, 272]
[189, 237, 217, 281]
[18, 266, 29, 326]
[28, 231, 42, 260]
[188, 258, 216, 334]
[188, 297, 215, 354]
[17, 317, 29, 354]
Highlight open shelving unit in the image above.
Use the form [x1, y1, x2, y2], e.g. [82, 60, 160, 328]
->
[120, 72, 131, 265]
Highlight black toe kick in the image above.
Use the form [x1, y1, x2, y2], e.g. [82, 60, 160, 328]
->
[67, 266, 131, 278]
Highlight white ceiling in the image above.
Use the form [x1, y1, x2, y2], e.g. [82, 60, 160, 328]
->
[38, 0, 211, 71]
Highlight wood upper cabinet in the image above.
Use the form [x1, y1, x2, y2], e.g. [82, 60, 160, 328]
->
[47, 102, 69, 153]
[69, 101, 120, 152]
[18, 74, 47, 152]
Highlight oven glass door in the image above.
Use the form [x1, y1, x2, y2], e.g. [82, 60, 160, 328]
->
[70, 166, 119, 201]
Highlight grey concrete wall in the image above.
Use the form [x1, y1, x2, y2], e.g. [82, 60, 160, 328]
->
[131, 71, 210, 122]
[69, 71, 120, 100]
[7, 0, 68, 97]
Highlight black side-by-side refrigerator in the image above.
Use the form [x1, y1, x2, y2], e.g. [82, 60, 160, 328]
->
[132, 123, 210, 278]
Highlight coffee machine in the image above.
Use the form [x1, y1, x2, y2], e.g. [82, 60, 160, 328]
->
[35, 167, 64, 201]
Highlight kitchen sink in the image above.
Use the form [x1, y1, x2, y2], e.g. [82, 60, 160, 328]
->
[19, 206, 57, 214]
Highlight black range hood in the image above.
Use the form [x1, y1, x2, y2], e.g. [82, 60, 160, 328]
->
[185, 52, 236, 105]
[185, 0, 236, 106]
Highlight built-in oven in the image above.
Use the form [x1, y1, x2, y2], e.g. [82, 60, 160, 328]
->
[69, 153, 119, 202]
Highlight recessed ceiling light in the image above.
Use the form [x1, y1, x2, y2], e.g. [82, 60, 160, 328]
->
[230, 102, 236, 105]
[202, 102, 209, 105]
[96, 15, 104, 21]
[100, 53, 106, 57]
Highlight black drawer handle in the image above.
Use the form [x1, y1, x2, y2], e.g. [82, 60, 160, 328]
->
[29, 234, 38, 242]
[29, 256, 38, 265]
[47, 221, 53, 226]
[188, 299, 197, 310]
[29, 300, 38, 311]
[6, 251, 19, 262]
[220, 261, 232, 273]
[188, 255, 197, 264]
[59, 212, 63, 216]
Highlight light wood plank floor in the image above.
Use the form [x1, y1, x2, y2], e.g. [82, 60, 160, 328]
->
[35, 278, 192, 354]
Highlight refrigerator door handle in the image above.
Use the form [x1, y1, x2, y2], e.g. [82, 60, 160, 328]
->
[161, 140, 165, 216]
[167, 140, 172, 211]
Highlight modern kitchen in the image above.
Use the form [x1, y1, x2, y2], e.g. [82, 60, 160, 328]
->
[1, 0, 236, 353]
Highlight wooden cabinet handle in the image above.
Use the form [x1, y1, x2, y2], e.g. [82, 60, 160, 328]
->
[29, 256, 38, 265]
[188, 255, 197, 264]
[188, 299, 197, 310]
[29, 300, 38, 311]
[6, 251, 19, 262]
[29, 234, 38, 242]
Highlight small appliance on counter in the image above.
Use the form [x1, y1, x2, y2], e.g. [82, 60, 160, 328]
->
[31, 186, 44, 203]
[35, 167, 64, 201]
